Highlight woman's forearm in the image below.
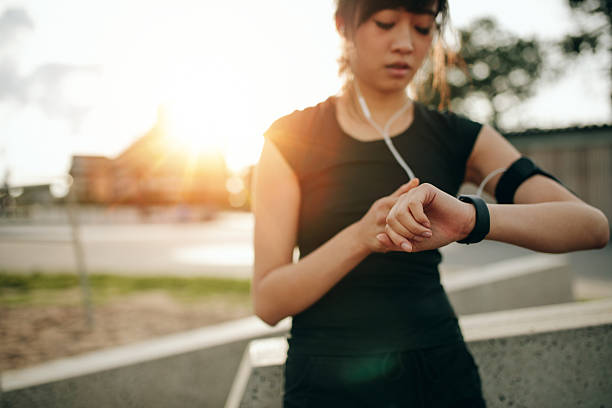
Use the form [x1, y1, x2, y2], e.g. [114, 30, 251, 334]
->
[254, 222, 371, 326]
[485, 202, 609, 253]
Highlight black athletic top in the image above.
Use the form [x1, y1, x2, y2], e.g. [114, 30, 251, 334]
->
[264, 96, 483, 355]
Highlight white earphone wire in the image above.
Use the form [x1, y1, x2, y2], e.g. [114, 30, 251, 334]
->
[353, 80, 504, 199]
[354, 81, 416, 180]
[475, 167, 506, 198]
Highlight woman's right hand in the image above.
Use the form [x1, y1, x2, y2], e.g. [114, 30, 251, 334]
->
[356, 178, 426, 254]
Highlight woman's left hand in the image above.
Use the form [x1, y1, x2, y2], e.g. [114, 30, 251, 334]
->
[377, 182, 477, 252]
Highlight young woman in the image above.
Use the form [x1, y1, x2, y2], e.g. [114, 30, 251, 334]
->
[251, 1, 610, 406]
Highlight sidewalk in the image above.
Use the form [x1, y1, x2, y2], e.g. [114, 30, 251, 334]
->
[1, 211, 610, 298]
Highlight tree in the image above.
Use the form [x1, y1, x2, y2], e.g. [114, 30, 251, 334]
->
[417, 18, 545, 131]
[560, 0, 611, 102]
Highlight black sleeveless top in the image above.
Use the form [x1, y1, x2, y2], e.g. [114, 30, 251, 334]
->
[264, 96, 483, 355]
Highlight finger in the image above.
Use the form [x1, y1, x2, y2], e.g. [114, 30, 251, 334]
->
[383, 225, 425, 243]
[376, 233, 395, 248]
[407, 200, 431, 229]
[378, 195, 401, 211]
[378, 232, 418, 252]
[382, 179, 420, 208]
[385, 224, 413, 251]
[397, 185, 432, 229]
[386, 198, 432, 238]
[390, 178, 419, 199]
[386, 214, 430, 241]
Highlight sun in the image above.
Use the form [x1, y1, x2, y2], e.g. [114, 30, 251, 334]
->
[163, 96, 222, 155]
[159, 65, 264, 174]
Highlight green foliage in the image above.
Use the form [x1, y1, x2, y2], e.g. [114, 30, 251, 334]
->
[418, 17, 544, 130]
[0, 271, 251, 306]
[560, 32, 601, 54]
[418, 0, 612, 129]
[569, 0, 612, 16]
[0, 271, 78, 290]
[561, 0, 610, 56]
[564, 0, 612, 102]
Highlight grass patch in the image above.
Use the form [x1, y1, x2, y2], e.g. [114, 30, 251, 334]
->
[0, 271, 251, 307]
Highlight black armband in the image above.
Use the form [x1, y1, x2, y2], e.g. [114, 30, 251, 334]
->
[457, 194, 490, 244]
[494, 157, 565, 204]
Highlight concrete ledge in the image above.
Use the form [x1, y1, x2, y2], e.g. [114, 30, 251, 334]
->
[229, 298, 612, 408]
[442, 254, 573, 315]
[0, 255, 575, 407]
[460, 297, 612, 341]
[464, 300, 612, 408]
[224, 338, 289, 408]
[1, 317, 291, 408]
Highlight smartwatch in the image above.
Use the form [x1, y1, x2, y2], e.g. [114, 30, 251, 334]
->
[457, 194, 490, 244]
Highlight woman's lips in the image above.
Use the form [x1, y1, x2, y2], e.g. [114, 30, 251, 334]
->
[386, 63, 411, 77]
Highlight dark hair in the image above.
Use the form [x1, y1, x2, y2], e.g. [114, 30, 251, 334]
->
[336, 0, 448, 37]
[335, 0, 452, 108]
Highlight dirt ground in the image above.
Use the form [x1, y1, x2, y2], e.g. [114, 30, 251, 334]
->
[0, 291, 253, 371]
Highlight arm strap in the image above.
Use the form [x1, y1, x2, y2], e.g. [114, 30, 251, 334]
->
[494, 157, 565, 204]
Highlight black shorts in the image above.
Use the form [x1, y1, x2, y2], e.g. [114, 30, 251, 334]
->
[283, 341, 487, 408]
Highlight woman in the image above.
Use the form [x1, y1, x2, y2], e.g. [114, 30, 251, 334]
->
[251, 0, 610, 407]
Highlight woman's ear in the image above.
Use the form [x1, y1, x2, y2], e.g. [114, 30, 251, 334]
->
[335, 14, 346, 38]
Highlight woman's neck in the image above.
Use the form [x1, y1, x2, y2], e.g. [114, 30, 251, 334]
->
[349, 77, 411, 125]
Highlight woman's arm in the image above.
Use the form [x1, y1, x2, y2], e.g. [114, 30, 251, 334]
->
[252, 139, 418, 326]
[380, 125, 609, 253]
[484, 201, 608, 252]
[466, 125, 609, 252]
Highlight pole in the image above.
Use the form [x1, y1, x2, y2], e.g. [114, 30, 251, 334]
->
[66, 176, 94, 329]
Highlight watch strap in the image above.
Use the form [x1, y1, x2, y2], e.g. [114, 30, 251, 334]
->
[457, 194, 490, 244]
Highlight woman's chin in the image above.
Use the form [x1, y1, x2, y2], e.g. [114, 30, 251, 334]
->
[379, 79, 413, 94]
[353, 72, 413, 94]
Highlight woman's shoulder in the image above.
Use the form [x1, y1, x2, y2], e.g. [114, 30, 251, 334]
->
[414, 102, 479, 126]
[262, 97, 335, 180]
[265, 96, 335, 140]
[414, 101, 483, 138]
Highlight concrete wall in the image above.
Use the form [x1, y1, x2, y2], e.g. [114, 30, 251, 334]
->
[3, 340, 250, 408]
[1, 318, 291, 408]
[0, 255, 574, 407]
[443, 255, 573, 315]
[230, 298, 612, 408]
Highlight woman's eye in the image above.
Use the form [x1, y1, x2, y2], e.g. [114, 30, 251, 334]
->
[415, 26, 432, 35]
[375, 21, 395, 30]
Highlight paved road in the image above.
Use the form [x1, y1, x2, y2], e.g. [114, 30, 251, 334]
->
[1, 211, 610, 294]
[0, 212, 254, 279]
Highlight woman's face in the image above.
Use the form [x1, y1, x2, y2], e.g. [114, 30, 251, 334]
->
[347, 7, 437, 93]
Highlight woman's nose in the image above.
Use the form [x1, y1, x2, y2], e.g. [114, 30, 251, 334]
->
[392, 24, 415, 54]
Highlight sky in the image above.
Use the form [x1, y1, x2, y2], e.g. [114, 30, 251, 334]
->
[0, 0, 610, 187]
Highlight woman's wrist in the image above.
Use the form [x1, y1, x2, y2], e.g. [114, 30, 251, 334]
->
[458, 200, 477, 241]
[457, 195, 490, 244]
[348, 221, 374, 257]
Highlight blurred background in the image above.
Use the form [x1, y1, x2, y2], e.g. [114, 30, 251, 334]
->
[1, 0, 611, 372]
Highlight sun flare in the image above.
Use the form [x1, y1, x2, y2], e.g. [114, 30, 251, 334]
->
[163, 98, 224, 155]
[158, 65, 265, 175]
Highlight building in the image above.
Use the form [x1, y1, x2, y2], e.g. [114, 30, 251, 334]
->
[70, 156, 114, 204]
[69, 107, 230, 207]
